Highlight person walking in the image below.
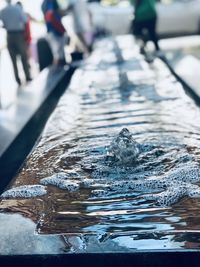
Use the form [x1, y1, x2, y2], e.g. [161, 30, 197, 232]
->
[0, 0, 32, 85]
[16, 1, 36, 60]
[131, 0, 160, 53]
[41, 0, 69, 66]
[68, 0, 94, 53]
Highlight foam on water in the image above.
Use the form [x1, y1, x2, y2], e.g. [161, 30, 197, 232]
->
[144, 184, 200, 206]
[166, 165, 200, 183]
[1, 185, 47, 199]
[83, 128, 200, 206]
[40, 173, 80, 191]
[7, 128, 199, 206]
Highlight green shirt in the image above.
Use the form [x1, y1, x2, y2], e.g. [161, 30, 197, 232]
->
[131, 0, 157, 22]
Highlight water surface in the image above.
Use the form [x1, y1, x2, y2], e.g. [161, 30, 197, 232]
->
[1, 36, 200, 252]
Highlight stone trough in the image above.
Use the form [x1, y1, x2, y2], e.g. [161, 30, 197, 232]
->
[1, 36, 200, 266]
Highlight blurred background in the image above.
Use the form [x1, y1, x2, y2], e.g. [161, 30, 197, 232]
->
[0, 0, 200, 107]
[1, 1, 200, 253]
[1, 0, 200, 49]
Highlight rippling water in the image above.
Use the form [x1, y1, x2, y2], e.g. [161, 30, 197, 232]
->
[1, 36, 200, 251]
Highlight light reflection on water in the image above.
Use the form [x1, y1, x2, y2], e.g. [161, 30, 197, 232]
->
[1, 36, 200, 250]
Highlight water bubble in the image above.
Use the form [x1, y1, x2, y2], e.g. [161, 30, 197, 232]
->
[107, 128, 140, 165]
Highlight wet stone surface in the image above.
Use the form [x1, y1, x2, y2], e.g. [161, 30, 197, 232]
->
[1, 36, 200, 253]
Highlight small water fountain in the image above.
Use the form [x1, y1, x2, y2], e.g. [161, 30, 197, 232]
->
[106, 128, 140, 164]
[1, 36, 200, 255]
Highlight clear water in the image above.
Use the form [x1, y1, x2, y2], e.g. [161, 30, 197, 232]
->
[1, 36, 200, 251]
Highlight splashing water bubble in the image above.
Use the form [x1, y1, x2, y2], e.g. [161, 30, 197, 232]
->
[107, 128, 140, 165]
[89, 128, 200, 206]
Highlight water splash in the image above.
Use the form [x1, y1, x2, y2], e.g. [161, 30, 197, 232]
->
[86, 129, 200, 206]
[106, 128, 140, 165]
[2, 128, 200, 207]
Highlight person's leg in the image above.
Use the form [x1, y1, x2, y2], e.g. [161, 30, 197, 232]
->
[7, 35, 21, 85]
[17, 34, 32, 81]
[132, 20, 146, 53]
[76, 32, 91, 54]
[147, 17, 160, 51]
[47, 33, 61, 65]
[48, 33, 67, 66]
[57, 35, 66, 65]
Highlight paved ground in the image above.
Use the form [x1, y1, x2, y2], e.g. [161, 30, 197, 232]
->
[159, 36, 200, 98]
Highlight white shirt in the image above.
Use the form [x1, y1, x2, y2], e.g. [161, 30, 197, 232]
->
[0, 4, 27, 32]
[68, 0, 92, 33]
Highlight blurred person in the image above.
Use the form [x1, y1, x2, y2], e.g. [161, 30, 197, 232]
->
[41, 0, 69, 66]
[130, 0, 160, 53]
[0, 0, 32, 85]
[16, 1, 36, 60]
[67, 0, 94, 53]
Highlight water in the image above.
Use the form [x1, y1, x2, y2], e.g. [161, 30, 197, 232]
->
[1, 185, 47, 198]
[1, 36, 200, 251]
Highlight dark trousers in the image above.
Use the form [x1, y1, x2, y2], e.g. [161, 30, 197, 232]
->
[7, 32, 31, 84]
[132, 17, 160, 51]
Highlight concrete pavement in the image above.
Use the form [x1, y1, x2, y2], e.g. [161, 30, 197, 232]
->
[158, 36, 200, 101]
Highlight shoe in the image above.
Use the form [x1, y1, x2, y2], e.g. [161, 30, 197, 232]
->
[26, 77, 32, 83]
[140, 46, 146, 55]
[16, 77, 21, 86]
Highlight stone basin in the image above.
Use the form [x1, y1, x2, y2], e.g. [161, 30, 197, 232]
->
[1, 36, 200, 265]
